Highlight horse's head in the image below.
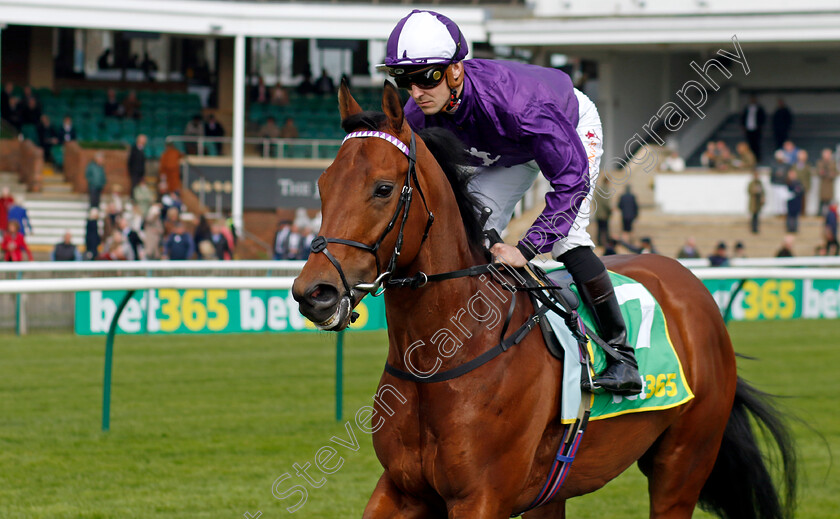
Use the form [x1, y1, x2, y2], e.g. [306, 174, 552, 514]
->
[292, 82, 437, 331]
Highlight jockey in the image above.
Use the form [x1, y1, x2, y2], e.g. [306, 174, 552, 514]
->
[383, 9, 642, 395]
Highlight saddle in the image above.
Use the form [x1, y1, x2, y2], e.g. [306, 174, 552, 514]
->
[522, 264, 579, 363]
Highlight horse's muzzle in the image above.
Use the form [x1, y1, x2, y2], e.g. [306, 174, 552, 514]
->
[292, 281, 352, 331]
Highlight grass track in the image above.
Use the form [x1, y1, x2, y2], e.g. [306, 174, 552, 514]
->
[1, 321, 837, 518]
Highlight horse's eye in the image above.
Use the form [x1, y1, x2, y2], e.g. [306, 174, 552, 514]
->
[374, 184, 394, 198]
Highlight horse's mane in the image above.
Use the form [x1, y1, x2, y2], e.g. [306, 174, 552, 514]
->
[341, 111, 485, 253]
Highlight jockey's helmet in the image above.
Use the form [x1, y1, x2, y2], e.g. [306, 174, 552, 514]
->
[384, 10, 468, 70]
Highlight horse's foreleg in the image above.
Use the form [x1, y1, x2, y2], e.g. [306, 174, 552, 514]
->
[363, 471, 439, 519]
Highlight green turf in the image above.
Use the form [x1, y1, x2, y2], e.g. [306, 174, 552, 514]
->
[0, 321, 837, 518]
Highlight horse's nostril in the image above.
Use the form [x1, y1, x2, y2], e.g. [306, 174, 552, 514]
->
[308, 283, 339, 305]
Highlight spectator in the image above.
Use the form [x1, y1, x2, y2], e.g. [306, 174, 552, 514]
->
[258, 116, 281, 156]
[638, 236, 658, 254]
[747, 171, 765, 234]
[184, 115, 204, 155]
[101, 230, 127, 260]
[786, 169, 805, 233]
[7, 195, 32, 236]
[676, 236, 701, 259]
[593, 178, 612, 247]
[816, 148, 838, 216]
[0, 82, 12, 120]
[315, 68, 336, 95]
[776, 235, 795, 258]
[194, 214, 213, 257]
[158, 143, 183, 194]
[700, 141, 718, 169]
[122, 90, 142, 119]
[204, 114, 225, 155]
[211, 220, 233, 260]
[733, 241, 746, 259]
[271, 84, 290, 106]
[779, 140, 798, 165]
[826, 201, 839, 256]
[708, 242, 729, 267]
[161, 191, 184, 220]
[97, 49, 112, 70]
[104, 88, 124, 118]
[140, 53, 158, 81]
[299, 225, 316, 260]
[85, 208, 101, 260]
[164, 221, 195, 260]
[792, 149, 812, 214]
[660, 150, 685, 172]
[52, 230, 81, 261]
[85, 152, 107, 208]
[618, 186, 638, 243]
[5, 97, 23, 131]
[770, 149, 792, 214]
[733, 142, 757, 171]
[0, 186, 14, 235]
[1, 220, 32, 261]
[117, 215, 143, 260]
[286, 222, 303, 259]
[58, 116, 77, 143]
[21, 96, 41, 126]
[297, 70, 316, 95]
[36, 114, 59, 163]
[127, 134, 147, 196]
[273, 220, 292, 260]
[714, 142, 734, 171]
[251, 76, 269, 104]
[772, 98, 793, 151]
[603, 237, 618, 256]
[741, 95, 766, 161]
[279, 117, 299, 139]
[143, 205, 164, 260]
[133, 181, 155, 217]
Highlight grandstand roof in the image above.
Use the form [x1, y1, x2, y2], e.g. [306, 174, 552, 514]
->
[0, 0, 487, 41]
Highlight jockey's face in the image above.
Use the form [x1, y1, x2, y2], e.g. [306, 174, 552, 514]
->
[408, 62, 464, 115]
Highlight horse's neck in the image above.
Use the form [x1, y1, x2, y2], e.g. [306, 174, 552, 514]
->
[383, 224, 505, 371]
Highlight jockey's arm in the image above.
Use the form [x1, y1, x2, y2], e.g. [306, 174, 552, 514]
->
[513, 106, 590, 260]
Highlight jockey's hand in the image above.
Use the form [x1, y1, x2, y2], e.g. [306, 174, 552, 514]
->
[490, 243, 528, 268]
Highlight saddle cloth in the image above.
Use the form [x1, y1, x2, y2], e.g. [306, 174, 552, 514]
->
[543, 269, 694, 423]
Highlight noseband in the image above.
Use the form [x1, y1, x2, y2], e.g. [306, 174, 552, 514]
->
[309, 130, 434, 300]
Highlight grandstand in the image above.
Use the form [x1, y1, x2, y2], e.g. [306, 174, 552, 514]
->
[1, 0, 840, 261]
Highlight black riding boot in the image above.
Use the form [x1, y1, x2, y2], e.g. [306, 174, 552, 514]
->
[579, 270, 643, 395]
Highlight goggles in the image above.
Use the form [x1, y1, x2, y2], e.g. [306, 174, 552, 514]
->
[389, 65, 448, 90]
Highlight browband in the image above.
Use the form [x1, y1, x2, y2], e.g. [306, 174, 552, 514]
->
[343, 130, 410, 157]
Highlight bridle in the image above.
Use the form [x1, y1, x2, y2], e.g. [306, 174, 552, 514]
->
[308, 129, 434, 301]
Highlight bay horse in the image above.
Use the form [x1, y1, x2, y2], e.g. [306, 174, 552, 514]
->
[291, 82, 796, 518]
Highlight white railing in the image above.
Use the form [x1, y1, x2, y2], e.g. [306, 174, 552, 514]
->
[165, 135, 341, 158]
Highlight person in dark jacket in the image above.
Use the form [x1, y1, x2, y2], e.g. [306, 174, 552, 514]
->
[708, 242, 730, 267]
[164, 221, 195, 260]
[58, 116, 77, 143]
[36, 114, 59, 163]
[127, 134, 147, 197]
[85, 208, 101, 260]
[52, 231, 82, 261]
[204, 114, 225, 155]
[772, 98, 793, 151]
[741, 95, 766, 161]
[786, 169, 805, 233]
[617, 186, 639, 243]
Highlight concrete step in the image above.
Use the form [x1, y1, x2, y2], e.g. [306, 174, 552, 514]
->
[41, 175, 67, 184]
[40, 183, 74, 194]
[29, 215, 91, 227]
[24, 200, 89, 211]
[24, 192, 87, 202]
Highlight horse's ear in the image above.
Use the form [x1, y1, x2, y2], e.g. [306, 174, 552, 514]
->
[382, 81, 405, 132]
[338, 79, 362, 122]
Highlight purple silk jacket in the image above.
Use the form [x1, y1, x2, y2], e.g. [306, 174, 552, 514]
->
[404, 59, 590, 256]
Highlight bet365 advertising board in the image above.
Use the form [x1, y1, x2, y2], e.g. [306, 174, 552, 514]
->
[74, 277, 840, 335]
[74, 289, 386, 335]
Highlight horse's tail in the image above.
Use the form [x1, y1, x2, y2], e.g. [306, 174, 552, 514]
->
[698, 377, 798, 519]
